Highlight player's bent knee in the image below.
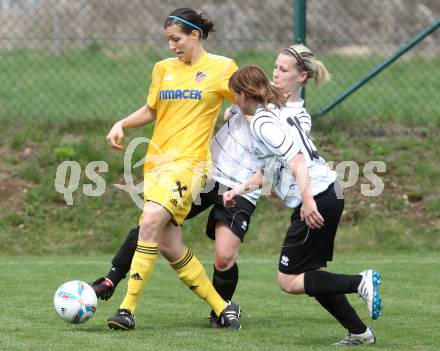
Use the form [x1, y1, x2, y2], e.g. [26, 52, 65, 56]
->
[214, 248, 238, 271]
[214, 256, 235, 271]
[278, 273, 302, 295]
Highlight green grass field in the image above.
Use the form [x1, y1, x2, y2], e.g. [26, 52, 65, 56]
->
[1, 252, 439, 351]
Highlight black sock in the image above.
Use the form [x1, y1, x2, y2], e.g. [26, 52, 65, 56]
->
[106, 267, 126, 287]
[304, 270, 362, 296]
[315, 294, 367, 335]
[106, 226, 140, 287]
[212, 263, 239, 301]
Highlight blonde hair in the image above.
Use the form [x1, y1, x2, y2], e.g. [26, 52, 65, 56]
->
[281, 44, 330, 85]
[229, 65, 286, 109]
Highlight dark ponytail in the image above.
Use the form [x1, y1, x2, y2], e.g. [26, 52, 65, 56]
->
[164, 8, 215, 40]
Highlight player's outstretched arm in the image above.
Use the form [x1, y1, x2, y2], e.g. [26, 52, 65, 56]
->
[223, 170, 264, 207]
[106, 104, 156, 150]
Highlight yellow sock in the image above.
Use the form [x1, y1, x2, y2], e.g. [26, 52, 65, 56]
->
[171, 248, 227, 316]
[120, 241, 158, 314]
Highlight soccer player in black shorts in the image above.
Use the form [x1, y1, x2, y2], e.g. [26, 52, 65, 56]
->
[225, 63, 383, 345]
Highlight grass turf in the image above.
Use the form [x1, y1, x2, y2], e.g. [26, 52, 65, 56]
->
[1, 252, 439, 351]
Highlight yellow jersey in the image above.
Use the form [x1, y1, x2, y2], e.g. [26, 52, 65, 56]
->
[145, 52, 238, 171]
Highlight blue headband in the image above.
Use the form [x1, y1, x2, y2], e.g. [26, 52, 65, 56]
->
[168, 15, 203, 36]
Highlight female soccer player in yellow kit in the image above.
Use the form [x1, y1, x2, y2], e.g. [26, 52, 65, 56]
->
[105, 8, 241, 330]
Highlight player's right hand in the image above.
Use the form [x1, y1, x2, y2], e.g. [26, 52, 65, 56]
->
[223, 190, 237, 208]
[106, 122, 124, 150]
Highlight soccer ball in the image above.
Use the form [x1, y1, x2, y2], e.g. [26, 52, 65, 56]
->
[53, 280, 97, 324]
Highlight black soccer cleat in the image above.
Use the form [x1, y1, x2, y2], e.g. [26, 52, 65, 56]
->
[107, 309, 135, 330]
[208, 310, 221, 328]
[219, 301, 241, 330]
[90, 277, 115, 300]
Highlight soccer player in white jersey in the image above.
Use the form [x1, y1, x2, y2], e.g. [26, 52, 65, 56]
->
[91, 45, 323, 328]
[225, 64, 382, 345]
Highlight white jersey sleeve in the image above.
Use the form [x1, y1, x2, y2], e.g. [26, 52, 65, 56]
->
[296, 111, 311, 134]
[250, 109, 300, 164]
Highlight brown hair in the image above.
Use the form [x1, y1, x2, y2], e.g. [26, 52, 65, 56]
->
[229, 65, 286, 108]
[281, 44, 330, 85]
[164, 8, 215, 40]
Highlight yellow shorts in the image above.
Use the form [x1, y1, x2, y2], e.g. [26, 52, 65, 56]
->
[142, 163, 208, 225]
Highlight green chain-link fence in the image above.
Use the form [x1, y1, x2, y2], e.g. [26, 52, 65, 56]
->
[1, 0, 439, 124]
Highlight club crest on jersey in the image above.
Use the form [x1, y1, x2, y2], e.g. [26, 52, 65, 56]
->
[195, 71, 207, 82]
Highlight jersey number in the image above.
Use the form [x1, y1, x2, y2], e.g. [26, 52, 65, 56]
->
[286, 116, 320, 160]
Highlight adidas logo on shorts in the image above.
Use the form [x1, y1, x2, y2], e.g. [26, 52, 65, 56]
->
[281, 255, 289, 267]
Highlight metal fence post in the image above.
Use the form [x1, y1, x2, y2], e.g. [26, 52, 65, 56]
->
[313, 18, 440, 119]
[294, 0, 307, 100]
[51, 0, 63, 57]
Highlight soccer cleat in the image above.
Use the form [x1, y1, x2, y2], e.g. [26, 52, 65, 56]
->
[107, 309, 135, 330]
[208, 310, 221, 328]
[219, 301, 241, 330]
[90, 277, 115, 300]
[357, 270, 382, 320]
[333, 326, 376, 346]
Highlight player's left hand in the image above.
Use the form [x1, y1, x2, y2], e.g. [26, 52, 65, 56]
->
[223, 190, 237, 208]
[300, 197, 324, 229]
[223, 106, 233, 121]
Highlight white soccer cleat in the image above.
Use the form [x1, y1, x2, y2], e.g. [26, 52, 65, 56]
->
[333, 326, 376, 346]
[357, 270, 382, 320]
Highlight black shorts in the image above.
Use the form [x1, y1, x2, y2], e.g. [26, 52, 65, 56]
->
[278, 182, 344, 275]
[186, 181, 256, 242]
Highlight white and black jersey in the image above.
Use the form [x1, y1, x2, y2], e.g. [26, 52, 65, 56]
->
[211, 109, 261, 204]
[250, 105, 336, 208]
[211, 102, 313, 205]
[283, 99, 311, 134]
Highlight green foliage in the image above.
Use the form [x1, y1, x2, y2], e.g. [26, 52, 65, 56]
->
[429, 197, 440, 213]
[0, 118, 438, 256]
[2, 212, 24, 227]
[54, 145, 76, 161]
[4, 154, 20, 165]
[10, 133, 27, 150]
[19, 166, 42, 183]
